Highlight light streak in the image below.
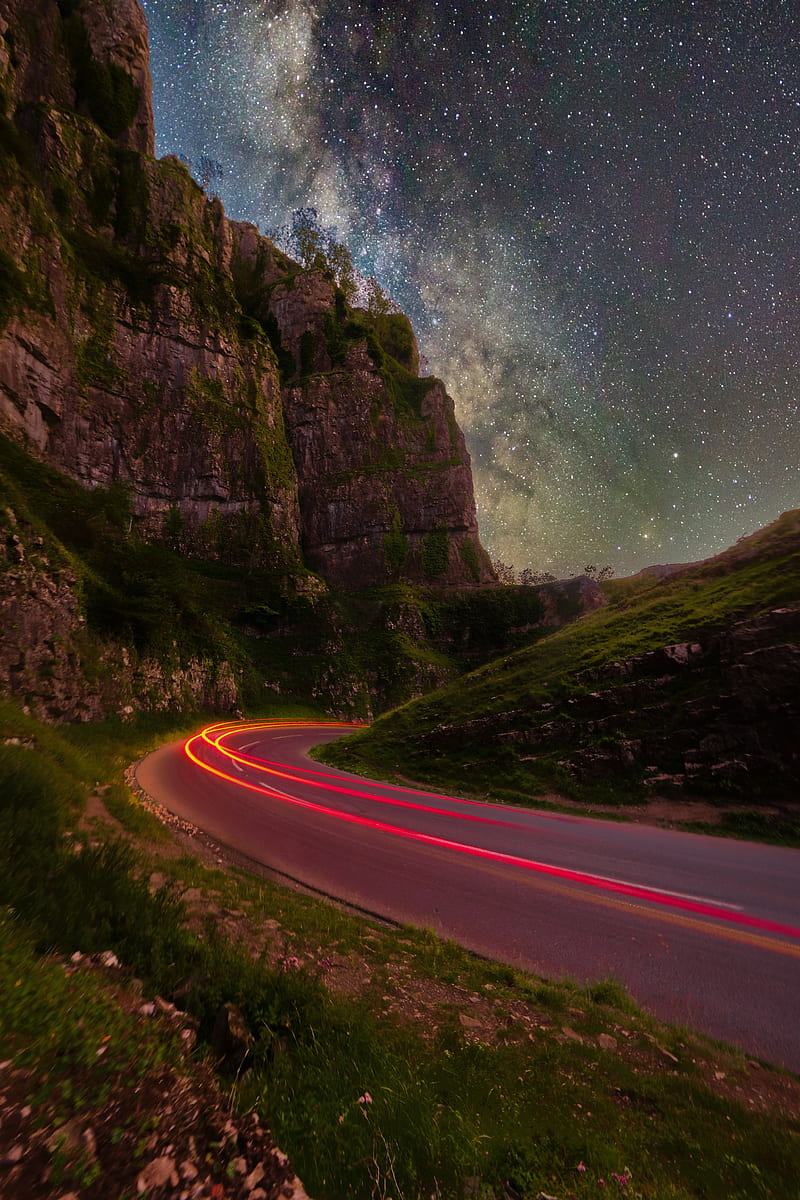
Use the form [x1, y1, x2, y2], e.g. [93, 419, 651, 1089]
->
[197, 721, 552, 833]
[183, 721, 800, 945]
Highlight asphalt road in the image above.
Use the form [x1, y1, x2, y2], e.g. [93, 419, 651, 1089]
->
[136, 719, 800, 1073]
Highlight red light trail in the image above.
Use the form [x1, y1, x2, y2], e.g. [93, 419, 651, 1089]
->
[184, 720, 800, 945]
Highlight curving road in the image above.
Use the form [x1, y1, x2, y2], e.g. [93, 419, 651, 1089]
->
[137, 719, 800, 1073]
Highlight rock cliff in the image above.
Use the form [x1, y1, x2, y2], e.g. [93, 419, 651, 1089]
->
[0, 494, 241, 721]
[0, 0, 493, 590]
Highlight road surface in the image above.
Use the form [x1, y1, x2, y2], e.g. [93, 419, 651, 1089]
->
[137, 718, 800, 1073]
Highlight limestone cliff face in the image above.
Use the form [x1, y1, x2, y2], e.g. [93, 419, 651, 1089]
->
[0, 0, 493, 590]
[0, 0, 301, 573]
[0, 507, 239, 722]
[283, 340, 487, 589]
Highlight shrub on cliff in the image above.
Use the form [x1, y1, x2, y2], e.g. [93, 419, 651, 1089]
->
[421, 528, 450, 579]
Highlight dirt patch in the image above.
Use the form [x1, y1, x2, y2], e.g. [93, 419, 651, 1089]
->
[565, 795, 749, 827]
[0, 957, 310, 1200]
[518, 790, 800, 832]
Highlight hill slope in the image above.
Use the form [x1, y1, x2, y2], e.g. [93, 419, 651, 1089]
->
[321, 510, 800, 804]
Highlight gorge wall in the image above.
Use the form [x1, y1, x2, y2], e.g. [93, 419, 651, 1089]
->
[0, 0, 494, 593]
[0, 0, 578, 721]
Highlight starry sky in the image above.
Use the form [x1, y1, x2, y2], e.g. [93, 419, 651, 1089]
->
[140, 0, 800, 577]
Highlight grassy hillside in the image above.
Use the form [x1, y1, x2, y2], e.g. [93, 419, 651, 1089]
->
[320, 510, 800, 820]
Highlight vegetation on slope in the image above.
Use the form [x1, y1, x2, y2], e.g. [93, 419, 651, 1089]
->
[319, 510, 800, 818]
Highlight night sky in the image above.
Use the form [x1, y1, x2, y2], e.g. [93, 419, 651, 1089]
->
[140, 0, 800, 578]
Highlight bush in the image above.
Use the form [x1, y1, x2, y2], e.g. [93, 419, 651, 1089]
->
[459, 538, 481, 582]
[384, 512, 409, 577]
[0, 744, 80, 876]
[421, 528, 450, 580]
[371, 312, 416, 369]
[299, 329, 315, 376]
[0, 245, 29, 330]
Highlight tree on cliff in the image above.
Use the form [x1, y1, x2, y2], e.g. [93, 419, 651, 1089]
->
[281, 207, 325, 269]
[179, 155, 225, 197]
[272, 208, 357, 302]
[579, 564, 615, 581]
[491, 560, 518, 585]
[519, 567, 557, 585]
[271, 210, 399, 314]
[362, 276, 399, 316]
[492, 562, 615, 585]
[325, 238, 357, 304]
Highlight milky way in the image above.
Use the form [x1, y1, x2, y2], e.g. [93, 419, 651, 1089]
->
[140, 0, 800, 577]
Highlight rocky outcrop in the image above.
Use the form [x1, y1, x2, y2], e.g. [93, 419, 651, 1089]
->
[284, 342, 487, 588]
[0, 952, 310, 1200]
[0, 0, 493, 590]
[0, 506, 240, 721]
[211, 1002, 254, 1074]
[419, 604, 800, 797]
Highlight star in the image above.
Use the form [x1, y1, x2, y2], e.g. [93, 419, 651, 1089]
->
[141, 0, 800, 577]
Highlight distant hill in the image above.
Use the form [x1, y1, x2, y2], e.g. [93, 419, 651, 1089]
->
[321, 510, 800, 804]
[630, 561, 702, 580]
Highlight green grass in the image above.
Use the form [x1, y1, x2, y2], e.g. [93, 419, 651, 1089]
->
[142, 856, 800, 1200]
[158, 866, 800, 1200]
[256, 1022, 798, 1200]
[0, 911, 183, 1112]
[679, 809, 800, 849]
[319, 511, 800, 808]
